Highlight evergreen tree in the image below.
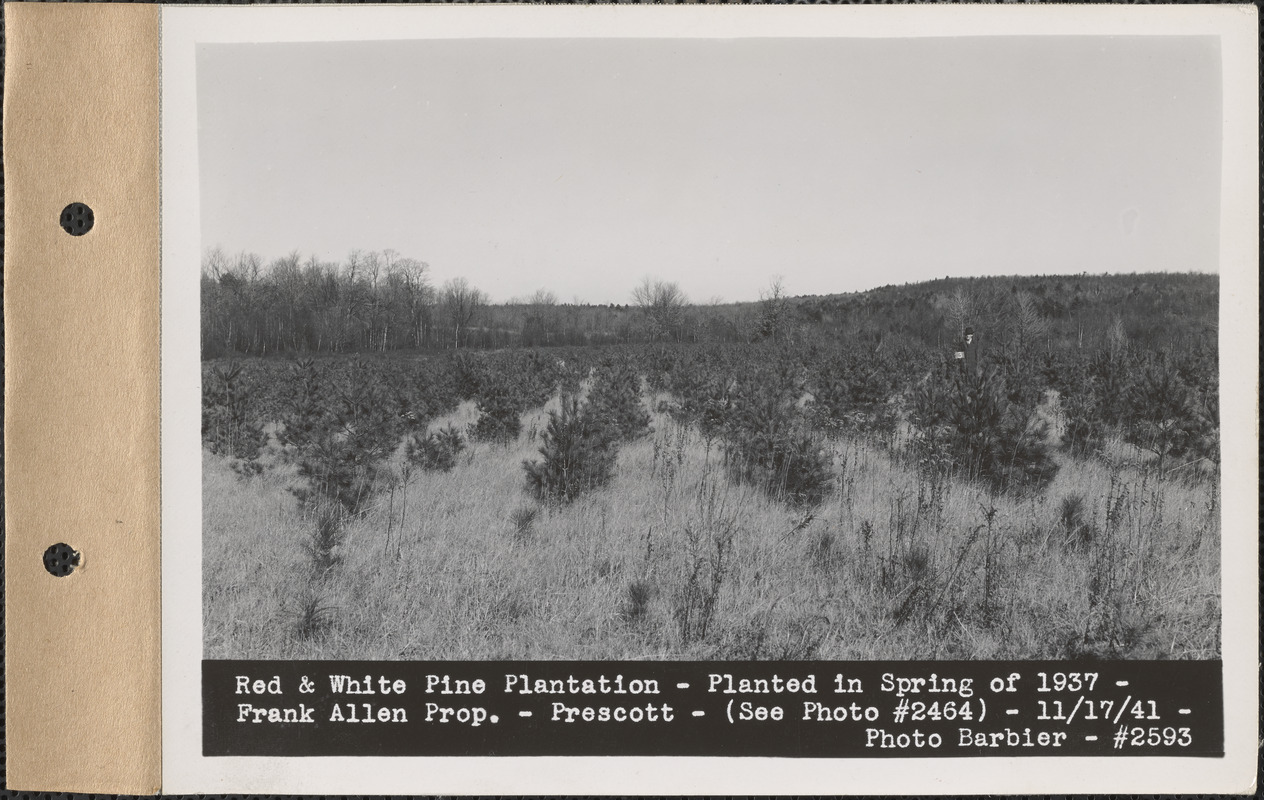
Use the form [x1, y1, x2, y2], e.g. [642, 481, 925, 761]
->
[202, 361, 267, 473]
[725, 379, 833, 508]
[406, 424, 466, 472]
[470, 376, 526, 444]
[1125, 357, 1218, 469]
[586, 360, 651, 442]
[278, 358, 402, 515]
[523, 396, 617, 505]
[912, 368, 1059, 494]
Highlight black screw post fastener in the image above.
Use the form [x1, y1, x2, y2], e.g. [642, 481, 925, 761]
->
[43, 543, 81, 577]
[60, 202, 94, 235]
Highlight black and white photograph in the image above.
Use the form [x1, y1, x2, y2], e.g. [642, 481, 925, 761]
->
[196, 32, 1227, 663]
[158, 4, 1257, 792]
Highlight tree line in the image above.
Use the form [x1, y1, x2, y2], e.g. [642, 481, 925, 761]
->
[201, 248, 767, 357]
[201, 246, 1217, 362]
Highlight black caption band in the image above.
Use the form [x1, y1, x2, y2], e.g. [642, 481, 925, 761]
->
[204, 659, 1222, 758]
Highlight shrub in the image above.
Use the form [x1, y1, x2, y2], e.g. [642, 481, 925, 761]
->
[275, 358, 331, 451]
[883, 541, 935, 626]
[943, 369, 1008, 480]
[807, 348, 899, 438]
[908, 372, 956, 474]
[202, 362, 268, 472]
[280, 359, 402, 516]
[661, 373, 735, 443]
[987, 411, 1060, 494]
[509, 504, 539, 541]
[1056, 351, 1131, 457]
[290, 436, 385, 517]
[990, 349, 1046, 412]
[674, 510, 734, 646]
[1059, 493, 1094, 550]
[911, 368, 1059, 494]
[470, 377, 526, 444]
[290, 589, 337, 641]
[394, 362, 460, 431]
[724, 383, 833, 508]
[1124, 357, 1218, 470]
[448, 351, 487, 400]
[515, 350, 562, 408]
[586, 360, 651, 442]
[333, 364, 410, 457]
[696, 382, 737, 442]
[556, 360, 585, 397]
[406, 424, 466, 473]
[620, 579, 654, 623]
[523, 396, 617, 505]
[301, 500, 345, 575]
[643, 347, 678, 394]
[1060, 389, 1108, 458]
[806, 528, 842, 572]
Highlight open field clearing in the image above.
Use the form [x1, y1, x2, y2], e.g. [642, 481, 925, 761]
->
[204, 389, 1219, 661]
[201, 273, 1221, 661]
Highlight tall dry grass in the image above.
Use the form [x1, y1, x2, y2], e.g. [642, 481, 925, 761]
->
[203, 390, 1220, 660]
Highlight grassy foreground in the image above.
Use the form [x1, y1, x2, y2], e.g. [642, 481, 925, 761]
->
[204, 394, 1220, 661]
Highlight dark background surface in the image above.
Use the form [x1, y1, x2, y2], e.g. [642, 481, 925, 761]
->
[204, 659, 1225, 758]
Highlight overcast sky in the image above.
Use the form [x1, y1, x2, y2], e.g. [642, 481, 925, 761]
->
[198, 36, 1221, 304]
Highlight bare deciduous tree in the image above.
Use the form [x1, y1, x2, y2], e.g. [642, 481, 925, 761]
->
[632, 276, 688, 341]
[392, 257, 433, 348]
[528, 289, 558, 307]
[203, 246, 229, 280]
[521, 288, 560, 345]
[442, 277, 487, 348]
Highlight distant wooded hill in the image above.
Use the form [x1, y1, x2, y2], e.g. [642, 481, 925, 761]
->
[201, 249, 1216, 359]
[787, 272, 1217, 354]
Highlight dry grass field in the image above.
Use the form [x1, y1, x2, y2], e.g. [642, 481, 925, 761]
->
[203, 389, 1220, 661]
